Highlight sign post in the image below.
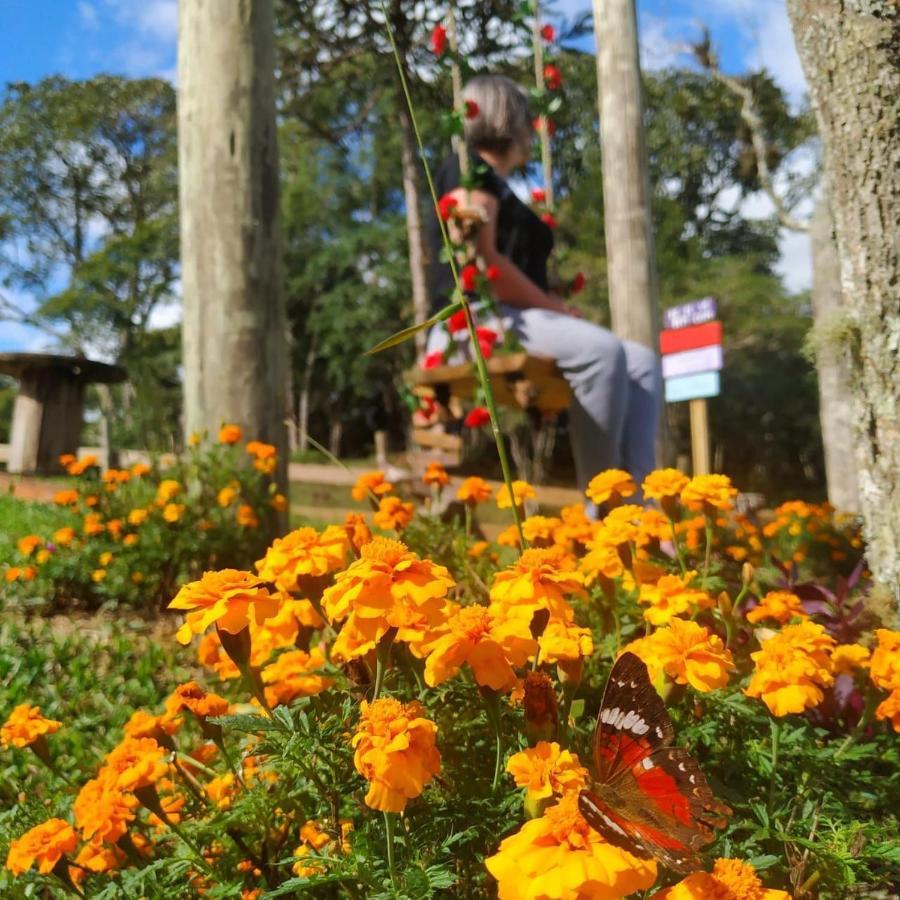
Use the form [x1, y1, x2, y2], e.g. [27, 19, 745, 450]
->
[659, 297, 722, 476]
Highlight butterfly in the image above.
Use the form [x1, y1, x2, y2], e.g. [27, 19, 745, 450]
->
[578, 652, 731, 874]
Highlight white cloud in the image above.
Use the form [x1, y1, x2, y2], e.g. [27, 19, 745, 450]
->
[147, 299, 182, 331]
[78, 1, 99, 29]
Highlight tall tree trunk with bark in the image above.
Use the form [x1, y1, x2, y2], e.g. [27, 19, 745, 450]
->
[786, 0, 900, 600]
[398, 103, 431, 356]
[178, 0, 290, 504]
[592, 0, 659, 349]
[810, 197, 859, 513]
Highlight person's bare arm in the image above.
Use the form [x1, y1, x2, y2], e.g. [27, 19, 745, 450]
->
[447, 187, 576, 316]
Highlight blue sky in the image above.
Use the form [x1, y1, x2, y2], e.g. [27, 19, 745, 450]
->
[0, 0, 811, 353]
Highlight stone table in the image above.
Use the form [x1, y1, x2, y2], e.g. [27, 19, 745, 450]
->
[0, 353, 126, 474]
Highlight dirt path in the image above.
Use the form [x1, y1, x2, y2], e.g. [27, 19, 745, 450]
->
[0, 472, 67, 502]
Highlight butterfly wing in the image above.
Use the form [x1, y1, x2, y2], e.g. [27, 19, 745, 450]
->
[581, 652, 731, 874]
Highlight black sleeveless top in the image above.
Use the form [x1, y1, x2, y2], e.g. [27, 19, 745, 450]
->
[427, 154, 554, 314]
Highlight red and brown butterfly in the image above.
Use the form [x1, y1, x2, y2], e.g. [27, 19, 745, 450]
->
[578, 651, 731, 874]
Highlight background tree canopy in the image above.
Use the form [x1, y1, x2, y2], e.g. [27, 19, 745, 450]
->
[0, 5, 823, 497]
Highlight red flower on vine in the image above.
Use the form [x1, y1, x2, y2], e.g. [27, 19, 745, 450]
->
[438, 193, 458, 221]
[465, 100, 479, 119]
[541, 212, 558, 229]
[461, 264, 479, 293]
[423, 351, 444, 369]
[448, 309, 468, 334]
[486, 264, 501, 282]
[544, 64, 562, 90]
[541, 24, 555, 42]
[464, 406, 491, 428]
[570, 273, 586, 294]
[476, 327, 499, 359]
[531, 187, 546, 204]
[431, 24, 448, 56]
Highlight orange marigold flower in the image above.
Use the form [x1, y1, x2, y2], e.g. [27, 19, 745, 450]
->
[155, 479, 181, 504]
[626, 618, 734, 692]
[580, 541, 626, 585]
[237, 503, 259, 528]
[745, 621, 835, 716]
[262, 648, 333, 707]
[322, 538, 453, 660]
[205, 772, 237, 808]
[271, 492, 288, 512]
[456, 476, 493, 504]
[489, 547, 585, 625]
[351, 470, 393, 502]
[6, 818, 78, 876]
[651, 856, 790, 899]
[255, 525, 348, 592]
[373, 495, 415, 531]
[423, 605, 537, 691]
[67, 454, 98, 475]
[485, 792, 657, 899]
[496, 480, 536, 509]
[74, 770, 138, 843]
[246, 440, 276, 459]
[104, 737, 168, 791]
[352, 698, 441, 812]
[555, 503, 595, 547]
[746, 590, 807, 625]
[343, 512, 372, 552]
[53, 526, 76, 546]
[218, 485, 239, 507]
[1, 704, 61, 749]
[680, 474, 737, 514]
[166, 681, 230, 720]
[75, 841, 122, 874]
[875, 689, 900, 732]
[506, 741, 588, 802]
[642, 468, 690, 503]
[468, 539, 491, 558]
[16, 535, 42, 557]
[522, 515, 563, 548]
[585, 468, 636, 506]
[123, 709, 181, 742]
[163, 503, 184, 523]
[639, 571, 714, 626]
[168, 569, 282, 645]
[831, 643, 871, 675]
[219, 423, 243, 444]
[130, 462, 151, 477]
[870, 628, 900, 692]
[537, 620, 593, 665]
[53, 488, 80, 506]
[423, 461, 450, 487]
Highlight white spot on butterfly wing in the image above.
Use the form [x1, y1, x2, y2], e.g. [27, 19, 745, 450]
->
[641, 757, 654, 770]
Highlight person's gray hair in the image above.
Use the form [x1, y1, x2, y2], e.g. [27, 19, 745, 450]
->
[463, 74, 532, 155]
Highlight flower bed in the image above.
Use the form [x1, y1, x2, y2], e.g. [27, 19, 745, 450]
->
[2, 466, 898, 898]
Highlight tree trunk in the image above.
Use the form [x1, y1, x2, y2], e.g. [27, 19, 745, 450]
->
[786, 0, 899, 599]
[397, 103, 431, 356]
[178, 0, 290, 507]
[810, 196, 859, 513]
[593, 0, 659, 349]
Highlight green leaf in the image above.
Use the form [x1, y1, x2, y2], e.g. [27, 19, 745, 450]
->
[365, 301, 463, 355]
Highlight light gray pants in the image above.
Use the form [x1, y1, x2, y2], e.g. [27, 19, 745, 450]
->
[427, 305, 662, 494]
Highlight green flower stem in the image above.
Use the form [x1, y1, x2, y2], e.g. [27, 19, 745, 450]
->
[383, 811, 398, 889]
[558, 682, 576, 748]
[379, 0, 526, 552]
[668, 516, 688, 576]
[483, 690, 504, 791]
[767, 718, 781, 819]
[373, 632, 395, 701]
[703, 520, 714, 579]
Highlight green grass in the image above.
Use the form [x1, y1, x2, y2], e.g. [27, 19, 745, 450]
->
[0, 493, 72, 563]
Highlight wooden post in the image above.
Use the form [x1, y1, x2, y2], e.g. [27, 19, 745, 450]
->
[593, 0, 659, 349]
[689, 398, 710, 476]
[178, 0, 289, 502]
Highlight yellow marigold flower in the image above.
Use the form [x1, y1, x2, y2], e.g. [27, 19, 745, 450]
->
[497, 523, 522, 548]
[255, 525, 348, 593]
[423, 461, 450, 487]
[126, 507, 148, 527]
[168, 569, 282, 644]
[507, 741, 588, 804]
[262, 648, 333, 707]
[870, 628, 900, 692]
[373, 495, 415, 531]
[351, 470, 393, 502]
[236, 504, 259, 528]
[16, 535, 42, 557]
[642, 468, 690, 503]
[585, 468, 636, 506]
[218, 485, 239, 507]
[831, 643, 871, 675]
[537, 620, 593, 665]
[593, 508, 642, 550]
[555, 504, 595, 547]
[104, 736, 168, 791]
[485, 792, 657, 900]
[188, 431, 203, 446]
[875, 689, 900, 732]
[745, 621, 835, 716]
[489, 547, 585, 625]
[6, 818, 78, 876]
[680, 474, 737, 514]
[1, 704, 61, 749]
[352, 698, 440, 812]
[205, 772, 237, 808]
[580, 541, 625, 585]
[626, 618, 734, 692]
[53, 488, 80, 506]
[497, 479, 536, 509]
[746, 590, 807, 625]
[638, 508, 672, 544]
[219, 423, 243, 444]
[639, 571, 713, 626]
[651, 856, 790, 899]
[155, 479, 181, 504]
[254, 455, 277, 475]
[130, 462, 151, 477]
[522, 515, 562, 548]
[322, 538, 453, 659]
[457, 476, 493, 504]
[74, 770, 138, 843]
[165, 681, 230, 720]
[123, 709, 181, 742]
[52, 526, 76, 546]
[423, 605, 537, 691]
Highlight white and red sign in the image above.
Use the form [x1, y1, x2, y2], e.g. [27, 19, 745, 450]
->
[660, 299, 722, 403]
